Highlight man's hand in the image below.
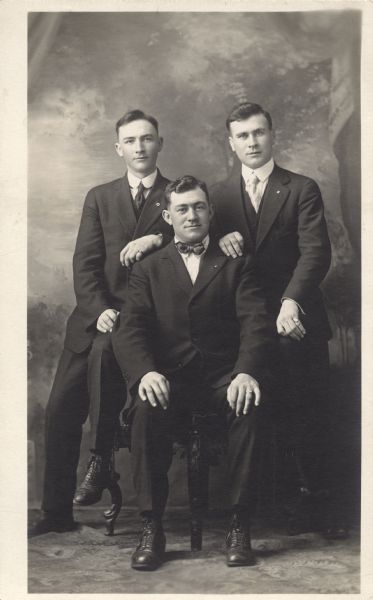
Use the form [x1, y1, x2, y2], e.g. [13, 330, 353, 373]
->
[96, 308, 119, 333]
[120, 234, 163, 268]
[139, 371, 170, 410]
[219, 231, 244, 258]
[276, 299, 306, 341]
[227, 373, 261, 416]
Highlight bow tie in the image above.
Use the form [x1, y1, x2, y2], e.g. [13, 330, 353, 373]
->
[175, 241, 205, 255]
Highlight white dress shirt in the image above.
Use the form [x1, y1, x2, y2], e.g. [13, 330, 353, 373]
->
[127, 169, 158, 200]
[175, 235, 209, 284]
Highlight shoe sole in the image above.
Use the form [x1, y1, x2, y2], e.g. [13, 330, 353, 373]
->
[226, 556, 256, 567]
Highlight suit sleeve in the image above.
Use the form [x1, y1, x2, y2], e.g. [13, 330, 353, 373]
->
[283, 179, 331, 305]
[72, 189, 112, 325]
[233, 258, 275, 382]
[112, 262, 157, 393]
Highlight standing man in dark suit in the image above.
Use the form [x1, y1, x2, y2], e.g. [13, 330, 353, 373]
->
[113, 175, 273, 570]
[30, 110, 172, 536]
[211, 102, 332, 523]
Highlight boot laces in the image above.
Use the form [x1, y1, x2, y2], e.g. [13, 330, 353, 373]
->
[84, 455, 109, 484]
[139, 520, 159, 551]
[229, 516, 249, 548]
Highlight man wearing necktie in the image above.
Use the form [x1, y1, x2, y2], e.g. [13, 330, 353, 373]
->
[113, 175, 274, 570]
[210, 103, 334, 534]
[30, 110, 172, 536]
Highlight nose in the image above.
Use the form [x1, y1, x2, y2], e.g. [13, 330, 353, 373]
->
[134, 138, 145, 153]
[247, 134, 258, 147]
[186, 208, 198, 221]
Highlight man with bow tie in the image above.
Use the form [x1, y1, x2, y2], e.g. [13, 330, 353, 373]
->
[113, 175, 273, 570]
[30, 110, 173, 536]
[210, 102, 334, 533]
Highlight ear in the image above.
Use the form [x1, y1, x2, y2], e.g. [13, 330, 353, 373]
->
[229, 137, 236, 153]
[115, 142, 123, 158]
[162, 208, 172, 225]
[158, 136, 164, 152]
[209, 202, 215, 219]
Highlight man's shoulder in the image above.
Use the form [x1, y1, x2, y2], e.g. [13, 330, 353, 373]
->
[273, 164, 319, 189]
[132, 242, 170, 272]
[86, 177, 124, 197]
[209, 163, 318, 192]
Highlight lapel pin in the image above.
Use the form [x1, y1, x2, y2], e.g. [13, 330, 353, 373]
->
[213, 264, 218, 269]
[276, 190, 280, 194]
[155, 202, 160, 206]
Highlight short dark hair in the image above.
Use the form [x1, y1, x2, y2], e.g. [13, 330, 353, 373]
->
[115, 109, 159, 136]
[226, 102, 272, 132]
[165, 175, 209, 207]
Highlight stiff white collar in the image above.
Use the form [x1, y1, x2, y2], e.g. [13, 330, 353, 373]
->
[127, 168, 158, 189]
[242, 157, 275, 183]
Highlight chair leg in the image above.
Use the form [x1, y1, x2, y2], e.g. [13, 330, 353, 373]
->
[187, 417, 209, 551]
[190, 517, 203, 552]
[103, 470, 122, 536]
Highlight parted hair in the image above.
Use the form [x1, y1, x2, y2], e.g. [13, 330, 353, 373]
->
[165, 175, 210, 207]
[115, 109, 159, 136]
[226, 102, 272, 132]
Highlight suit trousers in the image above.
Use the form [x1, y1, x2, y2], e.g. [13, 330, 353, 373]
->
[128, 363, 260, 518]
[271, 334, 331, 493]
[42, 332, 125, 515]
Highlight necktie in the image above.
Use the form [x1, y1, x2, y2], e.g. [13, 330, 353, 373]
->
[245, 172, 261, 213]
[175, 241, 205, 255]
[134, 182, 146, 215]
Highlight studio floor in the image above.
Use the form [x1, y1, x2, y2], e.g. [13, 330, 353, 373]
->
[28, 508, 360, 594]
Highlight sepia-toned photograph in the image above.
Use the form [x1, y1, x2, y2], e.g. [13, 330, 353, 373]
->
[2, 3, 365, 596]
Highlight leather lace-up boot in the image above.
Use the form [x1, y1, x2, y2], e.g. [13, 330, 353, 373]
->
[131, 517, 166, 571]
[73, 454, 112, 505]
[226, 512, 255, 566]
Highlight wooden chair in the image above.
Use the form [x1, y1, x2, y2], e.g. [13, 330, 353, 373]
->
[102, 410, 227, 551]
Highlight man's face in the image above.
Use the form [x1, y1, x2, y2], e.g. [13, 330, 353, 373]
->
[229, 113, 274, 170]
[115, 119, 163, 177]
[163, 187, 213, 244]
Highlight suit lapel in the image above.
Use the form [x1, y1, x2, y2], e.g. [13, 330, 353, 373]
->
[190, 240, 228, 301]
[114, 176, 137, 238]
[135, 171, 168, 237]
[162, 242, 193, 295]
[256, 165, 290, 251]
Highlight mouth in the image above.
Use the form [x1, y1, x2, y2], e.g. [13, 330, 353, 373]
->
[247, 151, 261, 156]
[134, 156, 148, 160]
[186, 225, 200, 229]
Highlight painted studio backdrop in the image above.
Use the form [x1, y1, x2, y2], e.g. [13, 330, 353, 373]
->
[28, 11, 361, 511]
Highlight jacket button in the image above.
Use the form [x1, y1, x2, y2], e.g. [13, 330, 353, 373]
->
[192, 336, 198, 343]
[177, 362, 182, 368]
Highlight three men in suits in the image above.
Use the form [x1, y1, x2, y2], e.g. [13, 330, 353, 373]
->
[211, 102, 332, 515]
[113, 175, 274, 569]
[30, 110, 172, 536]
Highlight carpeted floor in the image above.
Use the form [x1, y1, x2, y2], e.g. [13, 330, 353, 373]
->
[28, 508, 360, 594]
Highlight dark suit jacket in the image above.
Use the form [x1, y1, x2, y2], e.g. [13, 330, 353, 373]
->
[210, 164, 332, 338]
[113, 238, 274, 395]
[64, 170, 172, 353]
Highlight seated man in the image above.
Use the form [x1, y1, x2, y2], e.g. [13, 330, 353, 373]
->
[113, 175, 274, 570]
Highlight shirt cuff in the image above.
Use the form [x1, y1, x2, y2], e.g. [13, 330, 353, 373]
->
[281, 297, 306, 315]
